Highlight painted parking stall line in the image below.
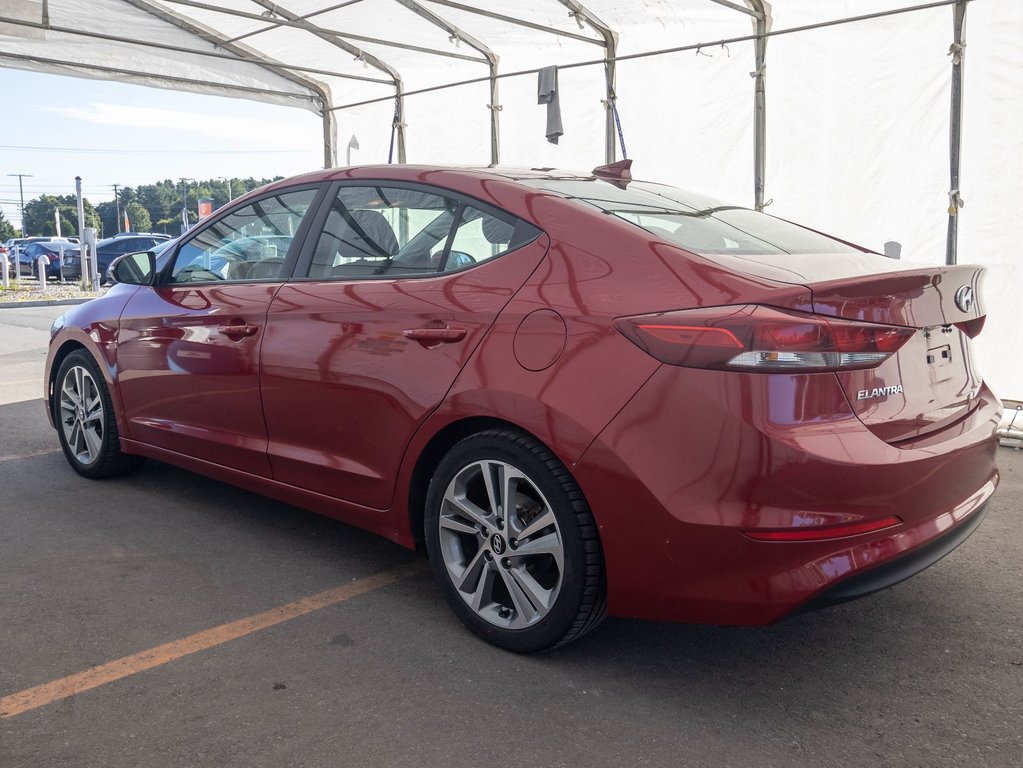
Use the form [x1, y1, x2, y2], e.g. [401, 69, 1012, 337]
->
[0, 562, 422, 719]
[0, 449, 60, 463]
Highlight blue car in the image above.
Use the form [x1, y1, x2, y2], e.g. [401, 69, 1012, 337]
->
[21, 241, 80, 280]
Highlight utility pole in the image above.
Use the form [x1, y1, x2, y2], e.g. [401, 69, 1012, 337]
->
[7, 173, 33, 234]
[113, 184, 121, 234]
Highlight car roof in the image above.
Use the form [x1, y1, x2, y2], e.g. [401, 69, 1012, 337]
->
[98, 233, 170, 246]
[263, 165, 599, 189]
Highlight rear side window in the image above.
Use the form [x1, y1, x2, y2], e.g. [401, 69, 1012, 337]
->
[528, 178, 858, 256]
[304, 185, 539, 280]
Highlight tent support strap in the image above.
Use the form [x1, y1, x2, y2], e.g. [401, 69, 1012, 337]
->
[946, 0, 968, 266]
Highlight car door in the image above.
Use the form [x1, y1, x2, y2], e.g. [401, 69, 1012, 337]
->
[259, 182, 548, 509]
[116, 185, 324, 475]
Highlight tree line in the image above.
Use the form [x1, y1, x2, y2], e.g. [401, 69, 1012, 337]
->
[9, 176, 282, 239]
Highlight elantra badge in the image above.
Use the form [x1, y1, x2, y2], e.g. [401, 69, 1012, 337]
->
[954, 285, 974, 313]
[857, 385, 904, 401]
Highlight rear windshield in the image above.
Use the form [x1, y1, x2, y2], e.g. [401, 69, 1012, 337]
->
[524, 178, 859, 256]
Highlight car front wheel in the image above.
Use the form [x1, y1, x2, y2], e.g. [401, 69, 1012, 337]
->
[54, 350, 143, 479]
[425, 429, 606, 652]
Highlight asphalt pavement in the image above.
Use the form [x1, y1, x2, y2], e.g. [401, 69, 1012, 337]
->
[1, 304, 1020, 768]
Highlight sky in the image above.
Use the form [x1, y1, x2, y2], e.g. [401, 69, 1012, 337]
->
[0, 68, 333, 232]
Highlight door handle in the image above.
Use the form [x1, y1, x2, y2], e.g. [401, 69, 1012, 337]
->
[216, 323, 259, 338]
[403, 326, 467, 346]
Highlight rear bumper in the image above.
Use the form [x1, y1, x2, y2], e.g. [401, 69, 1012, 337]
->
[802, 499, 989, 611]
[574, 365, 1001, 625]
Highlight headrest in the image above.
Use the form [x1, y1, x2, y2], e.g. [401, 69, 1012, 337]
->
[481, 215, 515, 245]
[344, 209, 398, 256]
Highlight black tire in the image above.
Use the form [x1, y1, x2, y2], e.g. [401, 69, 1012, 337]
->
[54, 350, 144, 479]
[424, 429, 606, 652]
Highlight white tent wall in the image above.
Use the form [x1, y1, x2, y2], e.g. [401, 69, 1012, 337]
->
[611, 8, 756, 203]
[764, 6, 951, 259]
[958, 0, 1023, 406]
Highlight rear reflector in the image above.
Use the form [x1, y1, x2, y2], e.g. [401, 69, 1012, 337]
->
[742, 516, 902, 542]
[615, 305, 915, 373]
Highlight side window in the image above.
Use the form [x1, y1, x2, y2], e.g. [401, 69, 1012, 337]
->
[168, 188, 317, 283]
[443, 206, 518, 272]
[308, 186, 456, 279]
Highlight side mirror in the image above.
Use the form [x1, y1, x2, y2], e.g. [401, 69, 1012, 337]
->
[110, 251, 157, 285]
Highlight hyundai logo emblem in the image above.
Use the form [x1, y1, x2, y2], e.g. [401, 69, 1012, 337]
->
[954, 285, 974, 313]
[490, 533, 506, 555]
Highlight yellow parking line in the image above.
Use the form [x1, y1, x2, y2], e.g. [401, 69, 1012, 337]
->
[0, 562, 421, 719]
[0, 449, 60, 463]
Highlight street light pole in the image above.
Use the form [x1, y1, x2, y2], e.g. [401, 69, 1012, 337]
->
[7, 173, 33, 233]
[113, 184, 121, 233]
[218, 177, 233, 203]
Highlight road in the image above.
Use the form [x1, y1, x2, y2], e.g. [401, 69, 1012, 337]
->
[1, 304, 1020, 768]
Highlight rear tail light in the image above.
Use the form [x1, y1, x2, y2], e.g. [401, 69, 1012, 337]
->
[614, 305, 916, 373]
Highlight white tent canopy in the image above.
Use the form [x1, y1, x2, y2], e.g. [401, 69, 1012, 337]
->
[1, 0, 1020, 400]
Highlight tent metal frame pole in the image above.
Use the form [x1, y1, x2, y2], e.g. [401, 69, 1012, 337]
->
[226, 0, 397, 44]
[558, 1, 618, 164]
[393, 0, 501, 165]
[247, 0, 404, 165]
[748, 1, 769, 212]
[0, 50, 315, 104]
[488, 62, 500, 166]
[0, 15, 390, 85]
[124, 0, 339, 166]
[161, 0, 486, 63]
[707, 0, 759, 18]
[946, 0, 967, 266]
[424, 0, 602, 46]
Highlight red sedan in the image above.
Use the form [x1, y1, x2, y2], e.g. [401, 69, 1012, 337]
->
[45, 165, 1000, 651]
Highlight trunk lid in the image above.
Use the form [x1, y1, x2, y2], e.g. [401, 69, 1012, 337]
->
[811, 263, 986, 444]
[706, 251, 987, 444]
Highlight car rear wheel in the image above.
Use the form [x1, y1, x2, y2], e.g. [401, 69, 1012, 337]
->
[55, 350, 143, 479]
[425, 429, 606, 652]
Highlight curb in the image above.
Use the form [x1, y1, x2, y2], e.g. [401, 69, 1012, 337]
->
[0, 298, 96, 310]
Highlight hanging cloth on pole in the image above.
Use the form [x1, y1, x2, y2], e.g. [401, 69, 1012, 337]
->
[537, 66, 563, 145]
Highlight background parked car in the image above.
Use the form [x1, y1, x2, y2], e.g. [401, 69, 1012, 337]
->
[95, 233, 172, 281]
[22, 241, 79, 280]
[13, 237, 72, 276]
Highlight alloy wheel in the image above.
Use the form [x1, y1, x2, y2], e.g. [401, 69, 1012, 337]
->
[59, 365, 105, 466]
[438, 460, 565, 629]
